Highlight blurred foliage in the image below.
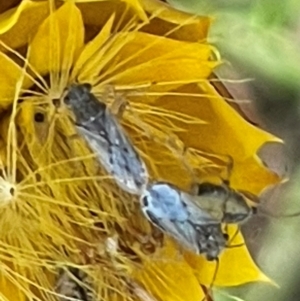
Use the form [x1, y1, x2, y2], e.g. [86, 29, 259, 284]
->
[167, 0, 300, 89]
[167, 0, 300, 164]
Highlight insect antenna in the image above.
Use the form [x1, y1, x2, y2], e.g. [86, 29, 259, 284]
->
[259, 209, 300, 218]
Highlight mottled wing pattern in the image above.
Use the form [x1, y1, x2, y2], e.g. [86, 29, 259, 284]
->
[76, 119, 148, 195]
[144, 206, 202, 254]
[64, 83, 148, 195]
[140, 183, 227, 258]
[55, 268, 94, 301]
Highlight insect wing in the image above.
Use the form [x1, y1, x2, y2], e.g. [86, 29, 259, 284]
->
[64, 83, 148, 195]
[140, 183, 200, 253]
[140, 183, 222, 254]
[181, 190, 223, 225]
[76, 108, 148, 195]
[144, 208, 201, 254]
[102, 111, 149, 194]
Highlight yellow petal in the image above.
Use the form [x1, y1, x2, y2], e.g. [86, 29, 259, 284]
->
[231, 155, 280, 195]
[64, 0, 148, 22]
[0, 52, 32, 110]
[0, 1, 21, 15]
[0, 272, 26, 301]
[120, 0, 148, 22]
[77, 0, 140, 30]
[184, 225, 272, 287]
[76, 0, 211, 43]
[90, 31, 218, 86]
[141, 0, 211, 42]
[133, 239, 205, 301]
[71, 13, 115, 81]
[138, 81, 281, 192]
[0, 1, 49, 51]
[28, 1, 84, 90]
[16, 101, 55, 145]
[155, 81, 280, 160]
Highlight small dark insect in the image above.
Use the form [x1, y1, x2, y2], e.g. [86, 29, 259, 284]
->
[55, 267, 93, 301]
[63, 83, 148, 195]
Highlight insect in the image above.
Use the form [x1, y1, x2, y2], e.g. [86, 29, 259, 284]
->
[140, 181, 255, 301]
[140, 180, 257, 258]
[63, 83, 148, 195]
[140, 182, 229, 260]
[55, 267, 93, 301]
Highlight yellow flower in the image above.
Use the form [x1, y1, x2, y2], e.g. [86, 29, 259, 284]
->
[0, 1, 281, 301]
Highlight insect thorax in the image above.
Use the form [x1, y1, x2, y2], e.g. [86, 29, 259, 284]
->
[64, 84, 107, 125]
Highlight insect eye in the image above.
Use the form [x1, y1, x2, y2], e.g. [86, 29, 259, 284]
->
[82, 83, 92, 92]
[63, 95, 70, 104]
[34, 112, 45, 123]
[141, 196, 149, 207]
[223, 233, 229, 240]
[251, 207, 258, 214]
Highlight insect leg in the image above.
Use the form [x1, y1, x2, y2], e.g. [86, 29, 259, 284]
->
[225, 225, 245, 249]
[110, 92, 128, 119]
[223, 224, 229, 241]
[201, 258, 220, 301]
[221, 154, 234, 187]
[98, 84, 128, 119]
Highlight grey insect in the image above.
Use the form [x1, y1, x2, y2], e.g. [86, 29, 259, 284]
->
[140, 182, 228, 260]
[63, 83, 148, 195]
[140, 181, 256, 260]
[55, 267, 93, 301]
